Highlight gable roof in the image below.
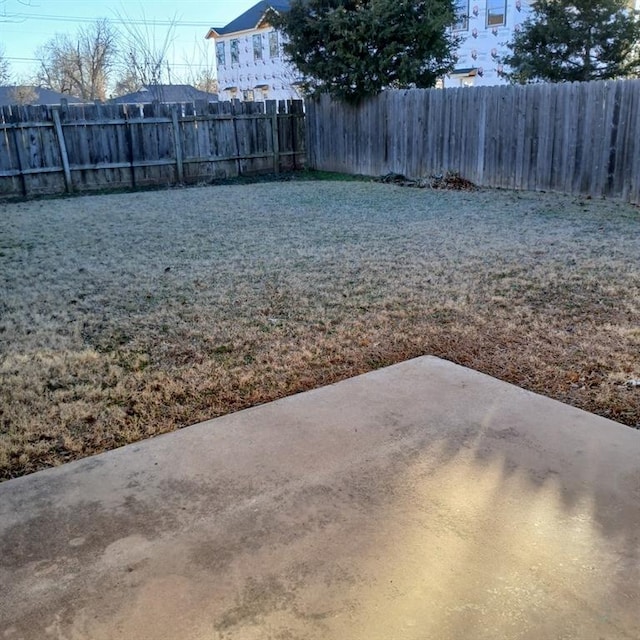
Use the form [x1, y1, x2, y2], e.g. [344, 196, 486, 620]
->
[110, 84, 218, 105]
[207, 0, 290, 37]
[0, 86, 85, 106]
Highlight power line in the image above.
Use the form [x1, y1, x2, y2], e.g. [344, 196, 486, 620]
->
[2, 12, 222, 27]
[4, 55, 216, 69]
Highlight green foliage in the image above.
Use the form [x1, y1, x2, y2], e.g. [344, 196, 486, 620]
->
[270, 0, 461, 103]
[504, 0, 640, 83]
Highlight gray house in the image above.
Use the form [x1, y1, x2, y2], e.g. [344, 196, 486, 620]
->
[110, 84, 219, 105]
[0, 86, 85, 106]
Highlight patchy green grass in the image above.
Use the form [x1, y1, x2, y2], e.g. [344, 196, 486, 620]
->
[1, 181, 639, 479]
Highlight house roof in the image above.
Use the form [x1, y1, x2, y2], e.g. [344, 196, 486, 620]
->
[110, 84, 219, 104]
[0, 86, 85, 106]
[207, 0, 290, 37]
[450, 68, 478, 77]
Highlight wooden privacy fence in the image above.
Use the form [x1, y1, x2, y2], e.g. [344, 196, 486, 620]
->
[306, 80, 640, 205]
[0, 99, 305, 198]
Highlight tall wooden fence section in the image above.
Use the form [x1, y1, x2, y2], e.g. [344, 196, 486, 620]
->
[0, 99, 305, 198]
[306, 80, 640, 205]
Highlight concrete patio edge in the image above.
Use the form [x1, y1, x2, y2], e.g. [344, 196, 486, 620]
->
[1, 356, 639, 639]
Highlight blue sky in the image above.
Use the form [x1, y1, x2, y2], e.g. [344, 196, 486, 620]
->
[0, 0, 257, 81]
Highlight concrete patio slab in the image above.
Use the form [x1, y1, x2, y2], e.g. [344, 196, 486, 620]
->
[1, 356, 639, 639]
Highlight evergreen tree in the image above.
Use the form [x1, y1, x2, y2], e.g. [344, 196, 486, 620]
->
[270, 0, 461, 103]
[504, 0, 640, 83]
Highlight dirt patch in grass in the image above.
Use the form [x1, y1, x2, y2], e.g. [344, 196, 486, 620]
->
[1, 182, 639, 479]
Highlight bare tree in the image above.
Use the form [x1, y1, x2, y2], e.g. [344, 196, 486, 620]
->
[113, 70, 140, 97]
[9, 84, 37, 104]
[0, 45, 10, 83]
[36, 34, 75, 94]
[114, 11, 177, 97]
[188, 66, 217, 95]
[177, 38, 218, 94]
[36, 19, 117, 101]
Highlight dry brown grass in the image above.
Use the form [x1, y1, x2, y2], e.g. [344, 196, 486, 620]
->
[1, 180, 639, 480]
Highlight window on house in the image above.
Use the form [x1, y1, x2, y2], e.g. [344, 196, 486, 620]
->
[216, 42, 225, 67]
[269, 31, 279, 58]
[230, 39, 240, 64]
[243, 89, 255, 102]
[486, 0, 506, 26]
[454, 0, 469, 30]
[255, 84, 270, 100]
[253, 34, 263, 61]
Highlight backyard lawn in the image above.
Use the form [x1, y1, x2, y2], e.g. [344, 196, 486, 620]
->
[1, 179, 639, 479]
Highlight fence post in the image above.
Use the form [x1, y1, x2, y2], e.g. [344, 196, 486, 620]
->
[171, 105, 184, 183]
[123, 105, 136, 189]
[52, 108, 73, 194]
[232, 99, 242, 177]
[476, 91, 486, 183]
[290, 100, 304, 170]
[8, 105, 29, 197]
[265, 100, 279, 174]
[11, 126, 28, 197]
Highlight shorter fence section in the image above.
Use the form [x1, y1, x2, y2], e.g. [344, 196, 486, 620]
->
[0, 99, 306, 198]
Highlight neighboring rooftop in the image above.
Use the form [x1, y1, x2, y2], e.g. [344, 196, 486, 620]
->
[110, 84, 218, 105]
[0, 85, 85, 106]
[207, 0, 290, 37]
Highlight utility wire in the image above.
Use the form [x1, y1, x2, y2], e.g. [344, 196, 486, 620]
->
[2, 12, 222, 26]
[5, 55, 215, 68]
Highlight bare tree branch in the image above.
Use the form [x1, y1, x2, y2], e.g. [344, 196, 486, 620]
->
[9, 84, 37, 104]
[36, 19, 117, 100]
[114, 9, 177, 98]
[0, 44, 10, 82]
[1, 0, 37, 22]
[177, 37, 218, 94]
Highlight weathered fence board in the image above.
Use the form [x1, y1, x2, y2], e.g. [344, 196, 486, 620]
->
[0, 100, 305, 198]
[306, 80, 640, 205]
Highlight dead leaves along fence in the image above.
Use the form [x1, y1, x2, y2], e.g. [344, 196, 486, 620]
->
[0, 99, 305, 198]
[305, 80, 640, 205]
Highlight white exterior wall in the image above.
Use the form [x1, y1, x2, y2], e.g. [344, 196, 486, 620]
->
[212, 26, 302, 102]
[444, 0, 534, 87]
[213, 0, 636, 95]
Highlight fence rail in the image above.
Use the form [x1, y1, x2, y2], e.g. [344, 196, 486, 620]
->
[306, 80, 640, 205]
[0, 99, 305, 198]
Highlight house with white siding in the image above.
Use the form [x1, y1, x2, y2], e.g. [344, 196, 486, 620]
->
[448, 0, 640, 87]
[444, 0, 535, 87]
[206, 0, 301, 102]
[209, 0, 637, 96]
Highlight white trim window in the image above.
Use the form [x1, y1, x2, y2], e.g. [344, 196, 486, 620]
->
[230, 39, 240, 64]
[486, 0, 506, 26]
[216, 42, 225, 67]
[454, 0, 469, 30]
[253, 34, 263, 61]
[269, 31, 279, 58]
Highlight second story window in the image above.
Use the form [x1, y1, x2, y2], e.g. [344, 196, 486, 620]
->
[230, 39, 240, 64]
[253, 34, 263, 61]
[216, 42, 225, 67]
[454, 0, 469, 30]
[269, 31, 279, 58]
[486, 0, 506, 26]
